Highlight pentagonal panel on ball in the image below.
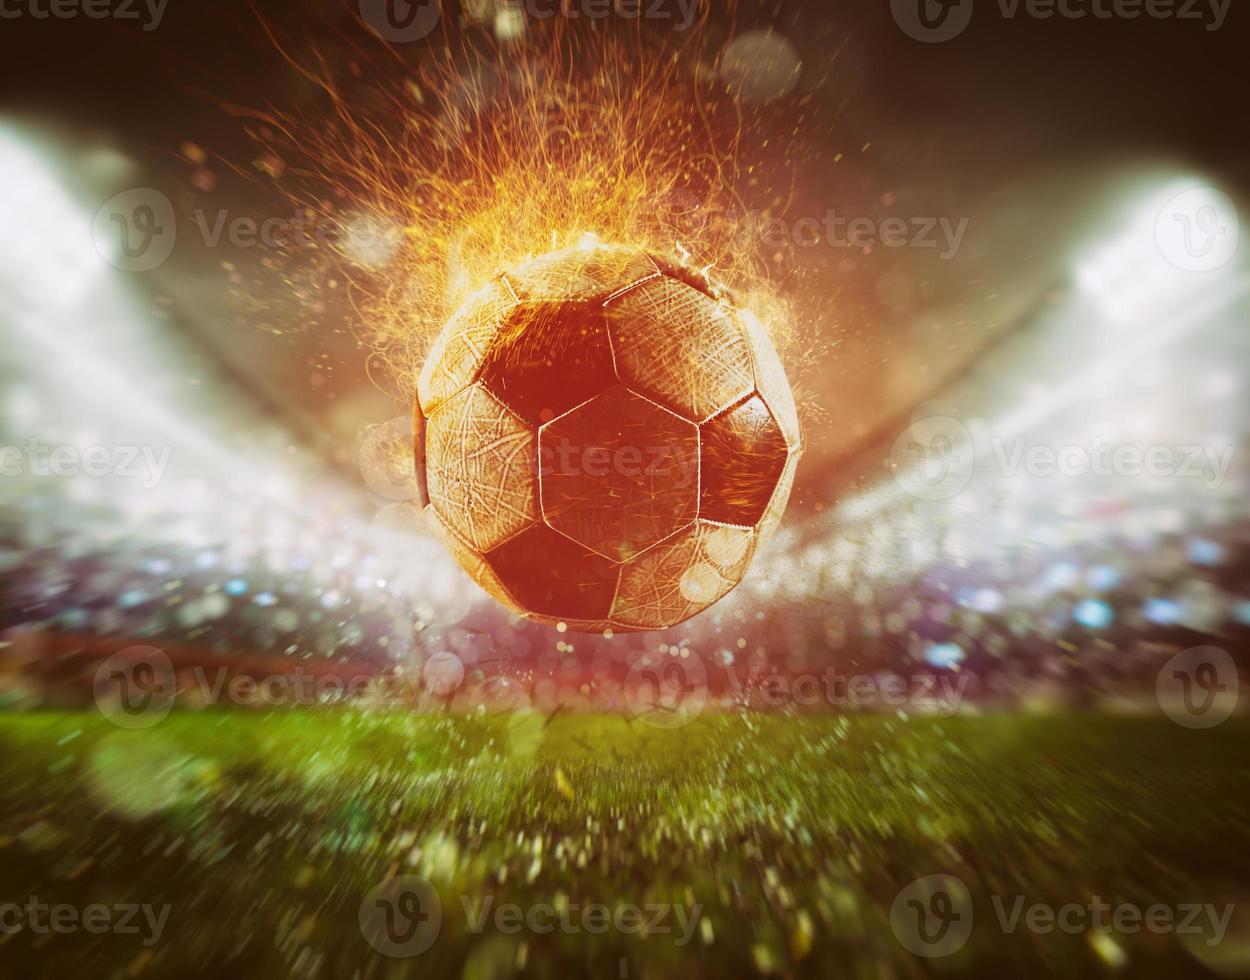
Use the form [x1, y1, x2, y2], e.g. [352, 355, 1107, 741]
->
[699, 395, 791, 527]
[741, 309, 801, 451]
[484, 523, 620, 622]
[539, 385, 699, 562]
[418, 280, 518, 417]
[756, 451, 798, 548]
[425, 383, 538, 553]
[612, 520, 756, 630]
[605, 276, 755, 423]
[423, 505, 524, 615]
[477, 303, 617, 426]
[502, 244, 658, 304]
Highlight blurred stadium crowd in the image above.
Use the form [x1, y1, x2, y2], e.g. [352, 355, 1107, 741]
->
[1, 124, 1248, 719]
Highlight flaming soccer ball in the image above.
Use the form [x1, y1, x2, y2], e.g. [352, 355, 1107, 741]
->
[415, 243, 800, 632]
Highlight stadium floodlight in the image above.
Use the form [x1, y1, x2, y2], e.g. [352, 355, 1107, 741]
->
[0, 124, 105, 313]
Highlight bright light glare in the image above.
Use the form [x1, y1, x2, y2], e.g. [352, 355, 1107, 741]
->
[0, 124, 104, 311]
[1075, 179, 1240, 324]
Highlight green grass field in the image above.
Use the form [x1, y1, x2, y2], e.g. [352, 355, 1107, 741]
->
[1, 710, 1249, 978]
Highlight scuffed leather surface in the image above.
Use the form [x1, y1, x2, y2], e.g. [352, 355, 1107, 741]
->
[611, 521, 756, 630]
[502, 244, 658, 303]
[539, 385, 700, 561]
[605, 276, 755, 423]
[699, 395, 790, 527]
[425, 383, 537, 553]
[422, 504, 523, 614]
[417, 244, 802, 632]
[478, 304, 617, 425]
[418, 280, 519, 418]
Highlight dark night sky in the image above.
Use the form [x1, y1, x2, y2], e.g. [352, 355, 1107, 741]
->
[3, 0, 1246, 181]
[2, 0, 1247, 497]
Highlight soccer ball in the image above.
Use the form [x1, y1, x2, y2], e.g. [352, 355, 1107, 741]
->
[415, 243, 800, 632]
